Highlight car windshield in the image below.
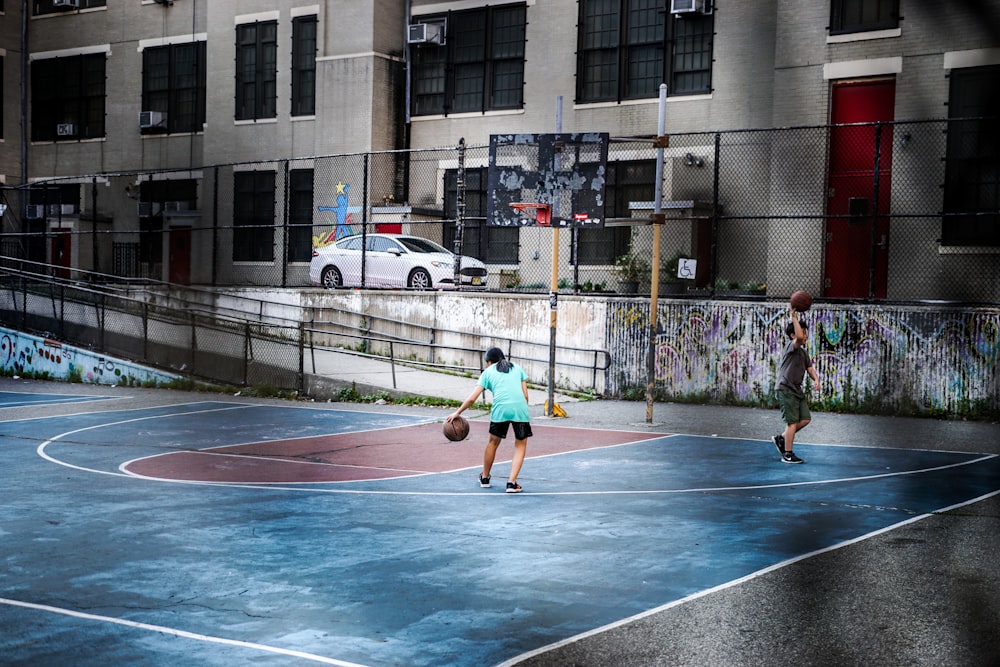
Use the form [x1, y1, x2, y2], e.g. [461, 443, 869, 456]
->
[398, 237, 450, 254]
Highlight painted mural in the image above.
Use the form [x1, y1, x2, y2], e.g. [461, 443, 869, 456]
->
[312, 181, 362, 248]
[606, 301, 1000, 418]
[1, 328, 178, 386]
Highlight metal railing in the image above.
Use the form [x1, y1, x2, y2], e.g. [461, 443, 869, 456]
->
[0, 257, 610, 394]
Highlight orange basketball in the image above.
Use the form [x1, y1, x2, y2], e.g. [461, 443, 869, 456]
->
[443, 416, 470, 441]
[790, 290, 812, 312]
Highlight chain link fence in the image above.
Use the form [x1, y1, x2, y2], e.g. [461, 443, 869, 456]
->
[1, 119, 996, 304]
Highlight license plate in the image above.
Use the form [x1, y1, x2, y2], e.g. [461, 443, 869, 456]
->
[471, 277, 482, 285]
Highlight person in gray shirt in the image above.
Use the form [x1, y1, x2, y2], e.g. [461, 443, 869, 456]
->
[772, 309, 820, 463]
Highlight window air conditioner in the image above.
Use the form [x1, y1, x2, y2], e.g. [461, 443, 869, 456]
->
[61, 204, 76, 215]
[407, 21, 445, 45]
[670, 0, 711, 14]
[53, 0, 81, 8]
[26, 205, 46, 219]
[139, 111, 167, 129]
[137, 202, 162, 217]
[56, 123, 76, 136]
[164, 201, 189, 212]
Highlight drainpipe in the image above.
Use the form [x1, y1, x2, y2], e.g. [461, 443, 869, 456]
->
[20, 0, 29, 220]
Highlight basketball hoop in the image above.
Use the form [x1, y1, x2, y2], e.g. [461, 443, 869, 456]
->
[509, 202, 551, 226]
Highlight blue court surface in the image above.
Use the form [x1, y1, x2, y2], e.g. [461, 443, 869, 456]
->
[1, 396, 998, 666]
[0, 389, 115, 408]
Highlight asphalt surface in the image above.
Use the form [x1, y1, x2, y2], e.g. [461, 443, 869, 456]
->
[2, 375, 998, 666]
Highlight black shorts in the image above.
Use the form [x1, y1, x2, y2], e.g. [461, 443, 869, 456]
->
[489, 420, 533, 440]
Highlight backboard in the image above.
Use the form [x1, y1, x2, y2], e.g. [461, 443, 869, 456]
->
[487, 133, 609, 227]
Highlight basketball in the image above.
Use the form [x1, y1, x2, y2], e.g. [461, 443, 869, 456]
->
[443, 416, 470, 441]
[790, 290, 812, 312]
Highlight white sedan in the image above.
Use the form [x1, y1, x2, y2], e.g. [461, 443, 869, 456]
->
[309, 233, 488, 290]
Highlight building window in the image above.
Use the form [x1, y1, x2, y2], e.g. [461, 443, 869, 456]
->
[829, 0, 899, 35]
[577, 0, 712, 103]
[443, 168, 518, 263]
[288, 169, 314, 262]
[33, 0, 105, 16]
[235, 21, 277, 121]
[575, 161, 648, 264]
[234, 171, 275, 262]
[291, 15, 317, 117]
[141, 41, 206, 134]
[411, 4, 525, 116]
[30, 53, 106, 141]
[942, 65, 1000, 247]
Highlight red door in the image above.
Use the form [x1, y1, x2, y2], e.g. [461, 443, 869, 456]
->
[50, 232, 71, 279]
[825, 79, 895, 299]
[168, 227, 191, 284]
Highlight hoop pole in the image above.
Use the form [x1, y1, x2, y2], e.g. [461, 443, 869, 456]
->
[646, 83, 668, 424]
[547, 97, 563, 417]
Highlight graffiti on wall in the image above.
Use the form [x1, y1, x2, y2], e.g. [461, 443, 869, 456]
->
[313, 181, 362, 248]
[606, 301, 1000, 417]
[1, 328, 178, 386]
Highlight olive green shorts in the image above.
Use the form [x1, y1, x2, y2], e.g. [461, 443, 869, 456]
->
[777, 388, 811, 425]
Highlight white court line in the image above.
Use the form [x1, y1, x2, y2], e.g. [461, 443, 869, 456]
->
[0, 596, 368, 667]
[33, 408, 997, 495]
[497, 486, 1000, 667]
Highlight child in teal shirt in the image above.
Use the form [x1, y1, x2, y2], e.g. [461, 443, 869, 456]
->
[447, 347, 533, 493]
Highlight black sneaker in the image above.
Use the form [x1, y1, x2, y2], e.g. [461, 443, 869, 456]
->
[479, 472, 491, 488]
[782, 451, 804, 464]
[505, 481, 522, 494]
[772, 434, 785, 456]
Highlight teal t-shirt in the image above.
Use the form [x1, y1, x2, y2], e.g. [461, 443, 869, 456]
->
[478, 363, 531, 422]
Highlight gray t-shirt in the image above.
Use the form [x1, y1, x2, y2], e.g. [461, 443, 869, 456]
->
[776, 340, 812, 398]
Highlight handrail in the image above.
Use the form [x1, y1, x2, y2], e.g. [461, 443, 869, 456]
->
[1, 262, 612, 394]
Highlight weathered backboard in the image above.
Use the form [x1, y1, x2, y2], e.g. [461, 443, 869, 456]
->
[487, 133, 609, 227]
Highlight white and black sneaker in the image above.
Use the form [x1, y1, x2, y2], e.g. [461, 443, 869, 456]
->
[506, 481, 522, 494]
[772, 434, 785, 456]
[478, 472, 491, 488]
[781, 451, 804, 464]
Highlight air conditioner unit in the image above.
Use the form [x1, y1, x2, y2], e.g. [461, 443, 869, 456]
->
[138, 111, 167, 129]
[53, 0, 81, 8]
[163, 200, 189, 212]
[56, 123, 76, 136]
[26, 205, 46, 219]
[137, 202, 162, 217]
[61, 204, 76, 215]
[670, 0, 711, 13]
[408, 21, 445, 45]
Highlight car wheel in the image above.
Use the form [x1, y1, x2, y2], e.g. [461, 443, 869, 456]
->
[408, 268, 432, 290]
[321, 266, 342, 289]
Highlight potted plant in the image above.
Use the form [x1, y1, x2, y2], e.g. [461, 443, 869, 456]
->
[613, 251, 649, 294]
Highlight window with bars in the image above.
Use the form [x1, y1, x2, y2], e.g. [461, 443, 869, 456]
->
[235, 21, 277, 121]
[30, 53, 106, 141]
[234, 171, 276, 262]
[411, 4, 525, 116]
[829, 0, 899, 35]
[292, 15, 317, 117]
[577, 0, 712, 103]
[942, 65, 1000, 247]
[141, 41, 206, 134]
[288, 169, 315, 262]
[443, 168, 519, 263]
[575, 160, 651, 264]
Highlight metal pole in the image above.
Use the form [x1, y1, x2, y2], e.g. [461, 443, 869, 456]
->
[646, 83, 668, 424]
[547, 98, 563, 417]
[454, 138, 466, 288]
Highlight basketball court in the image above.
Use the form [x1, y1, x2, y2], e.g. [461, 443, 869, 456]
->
[2, 386, 998, 666]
